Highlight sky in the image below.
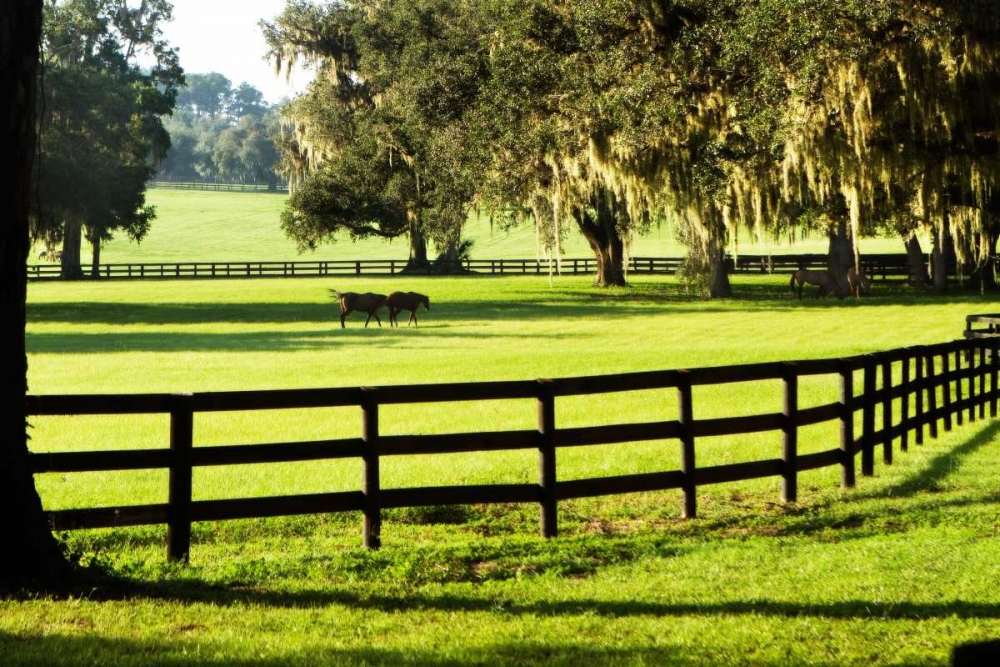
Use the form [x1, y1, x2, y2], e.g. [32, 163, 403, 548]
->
[159, 0, 310, 104]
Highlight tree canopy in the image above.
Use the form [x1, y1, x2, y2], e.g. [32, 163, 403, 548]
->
[36, 0, 183, 278]
[268, 0, 1000, 293]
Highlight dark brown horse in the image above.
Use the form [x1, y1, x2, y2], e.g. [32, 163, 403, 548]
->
[790, 269, 844, 299]
[386, 291, 430, 327]
[330, 290, 388, 328]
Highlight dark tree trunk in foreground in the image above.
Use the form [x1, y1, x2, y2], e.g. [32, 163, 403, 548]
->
[0, 0, 73, 592]
[574, 189, 627, 287]
[904, 235, 927, 286]
[60, 218, 84, 279]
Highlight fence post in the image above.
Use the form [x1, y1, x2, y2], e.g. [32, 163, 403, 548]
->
[953, 346, 964, 427]
[967, 341, 976, 423]
[678, 371, 696, 518]
[925, 350, 938, 439]
[781, 362, 798, 503]
[838, 359, 856, 489]
[979, 343, 987, 420]
[942, 348, 953, 432]
[537, 379, 557, 538]
[900, 353, 910, 452]
[167, 393, 194, 562]
[862, 356, 876, 477]
[881, 355, 893, 465]
[993, 337, 1000, 418]
[361, 387, 381, 549]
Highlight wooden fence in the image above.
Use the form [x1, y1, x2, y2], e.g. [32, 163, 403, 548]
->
[27, 336, 1000, 562]
[148, 181, 288, 194]
[26, 254, 917, 281]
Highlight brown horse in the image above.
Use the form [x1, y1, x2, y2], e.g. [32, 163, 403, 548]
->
[330, 290, 388, 328]
[386, 291, 430, 327]
[790, 269, 844, 299]
[846, 266, 872, 298]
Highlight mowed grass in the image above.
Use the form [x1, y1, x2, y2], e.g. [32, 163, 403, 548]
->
[6, 273, 1000, 665]
[77, 188, 905, 263]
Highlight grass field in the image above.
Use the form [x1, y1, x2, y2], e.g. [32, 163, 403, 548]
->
[68, 188, 907, 263]
[5, 271, 1000, 665]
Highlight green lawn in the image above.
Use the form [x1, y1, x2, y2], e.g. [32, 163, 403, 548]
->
[5, 273, 1000, 665]
[67, 188, 906, 263]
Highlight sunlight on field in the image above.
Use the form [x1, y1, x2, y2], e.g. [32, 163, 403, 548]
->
[26, 273, 991, 513]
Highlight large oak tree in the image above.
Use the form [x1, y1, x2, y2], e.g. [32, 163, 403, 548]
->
[1, 0, 73, 593]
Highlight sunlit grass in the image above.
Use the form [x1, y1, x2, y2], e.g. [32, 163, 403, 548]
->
[71, 188, 906, 263]
[11, 272, 1000, 666]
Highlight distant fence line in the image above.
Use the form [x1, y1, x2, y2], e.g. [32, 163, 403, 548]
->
[26, 254, 923, 281]
[28, 332, 1000, 562]
[148, 181, 288, 194]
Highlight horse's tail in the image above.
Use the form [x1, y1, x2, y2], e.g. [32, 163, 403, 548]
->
[789, 272, 797, 292]
[329, 289, 342, 299]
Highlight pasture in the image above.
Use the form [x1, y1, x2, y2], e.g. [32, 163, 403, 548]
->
[5, 273, 1000, 665]
[82, 188, 906, 263]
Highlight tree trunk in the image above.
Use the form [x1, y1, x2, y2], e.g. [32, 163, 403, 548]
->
[827, 218, 855, 276]
[931, 230, 950, 294]
[89, 230, 101, 279]
[0, 0, 73, 592]
[709, 241, 732, 298]
[574, 189, 627, 288]
[968, 227, 999, 292]
[406, 215, 428, 270]
[904, 234, 927, 286]
[60, 218, 84, 280]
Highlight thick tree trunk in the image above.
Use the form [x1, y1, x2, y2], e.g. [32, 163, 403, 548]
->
[574, 189, 627, 288]
[827, 219, 855, 275]
[931, 230, 950, 294]
[709, 241, 732, 298]
[60, 218, 84, 280]
[904, 235, 927, 286]
[406, 215, 428, 270]
[0, 0, 73, 592]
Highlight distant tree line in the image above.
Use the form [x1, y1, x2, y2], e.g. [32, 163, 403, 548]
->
[156, 72, 285, 191]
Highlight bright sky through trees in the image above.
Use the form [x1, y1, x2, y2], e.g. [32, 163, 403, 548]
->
[156, 0, 308, 103]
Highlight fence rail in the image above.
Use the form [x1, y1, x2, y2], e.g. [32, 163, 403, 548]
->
[27, 254, 926, 281]
[28, 336, 1000, 561]
[148, 181, 288, 194]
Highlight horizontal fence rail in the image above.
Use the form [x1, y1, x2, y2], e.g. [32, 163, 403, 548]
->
[148, 181, 288, 194]
[27, 254, 938, 281]
[28, 335, 1000, 562]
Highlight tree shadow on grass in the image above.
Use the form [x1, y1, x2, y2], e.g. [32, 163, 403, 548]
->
[0, 632, 702, 667]
[25, 327, 589, 354]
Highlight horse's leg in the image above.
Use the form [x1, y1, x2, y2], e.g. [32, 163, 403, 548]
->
[373, 311, 382, 327]
[409, 309, 417, 326]
[340, 307, 350, 328]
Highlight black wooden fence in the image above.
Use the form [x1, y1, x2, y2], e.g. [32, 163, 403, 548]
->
[148, 181, 288, 194]
[26, 254, 916, 281]
[27, 336, 999, 562]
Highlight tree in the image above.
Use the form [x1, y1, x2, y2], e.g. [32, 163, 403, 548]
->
[1, 0, 73, 592]
[36, 0, 183, 279]
[176, 71, 231, 117]
[263, 0, 485, 270]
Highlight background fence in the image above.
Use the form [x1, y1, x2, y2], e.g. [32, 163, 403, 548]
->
[27, 254, 927, 281]
[148, 181, 288, 194]
[28, 335, 999, 562]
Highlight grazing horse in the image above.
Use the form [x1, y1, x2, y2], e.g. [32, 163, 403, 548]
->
[790, 269, 844, 299]
[386, 291, 430, 327]
[330, 290, 388, 328]
[846, 266, 872, 298]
